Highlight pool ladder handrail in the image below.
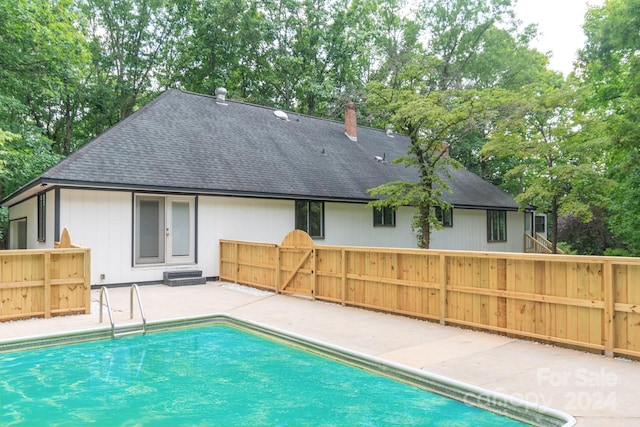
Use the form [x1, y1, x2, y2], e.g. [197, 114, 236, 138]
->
[99, 286, 116, 338]
[99, 284, 147, 338]
[130, 283, 147, 334]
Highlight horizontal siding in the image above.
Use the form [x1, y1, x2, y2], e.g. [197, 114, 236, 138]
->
[431, 209, 523, 253]
[322, 203, 417, 248]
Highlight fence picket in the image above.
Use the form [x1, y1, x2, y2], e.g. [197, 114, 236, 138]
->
[219, 231, 640, 359]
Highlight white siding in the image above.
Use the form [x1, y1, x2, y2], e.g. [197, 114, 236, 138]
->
[431, 209, 524, 252]
[322, 203, 417, 248]
[7, 190, 56, 249]
[198, 196, 293, 280]
[8, 198, 35, 248]
[59, 189, 134, 286]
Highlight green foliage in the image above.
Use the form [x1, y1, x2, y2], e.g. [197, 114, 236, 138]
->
[0, 0, 90, 155]
[0, 132, 63, 197]
[168, 0, 381, 118]
[557, 208, 617, 255]
[365, 0, 550, 248]
[579, 0, 640, 256]
[556, 242, 577, 255]
[603, 247, 632, 257]
[482, 78, 614, 252]
[80, 0, 184, 121]
[0, 0, 635, 257]
[0, 206, 6, 245]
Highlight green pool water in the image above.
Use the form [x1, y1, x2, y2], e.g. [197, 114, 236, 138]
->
[1, 325, 529, 426]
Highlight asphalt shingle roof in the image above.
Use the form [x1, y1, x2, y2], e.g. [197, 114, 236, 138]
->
[4, 89, 519, 209]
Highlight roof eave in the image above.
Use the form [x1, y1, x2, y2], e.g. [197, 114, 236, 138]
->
[2, 179, 379, 205]
[0, 177, 48, 207]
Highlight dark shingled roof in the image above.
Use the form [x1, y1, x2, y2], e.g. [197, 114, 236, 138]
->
[2, 89, 519, 209]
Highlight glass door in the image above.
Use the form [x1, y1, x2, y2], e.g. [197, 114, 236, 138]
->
[166, 199, 194, 264]
[135, 196, 165, 264]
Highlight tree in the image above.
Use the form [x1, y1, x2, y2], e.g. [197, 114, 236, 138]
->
[579, 0, 640, 254]
[481, 79, 614, 253]
[557, 208, 616, 255]
[79, 0, 185, 124]
[368, 87, 494, 247]
[365, 0, 533, 248]
[0, 0, 89, 155]
[169, 0, 269, 100]
[0, 130, 13, 245]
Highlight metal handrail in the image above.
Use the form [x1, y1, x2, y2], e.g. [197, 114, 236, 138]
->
[130, 284, 147, 334]
[99, 284, 146, 338]
[99, 286, 116, 338]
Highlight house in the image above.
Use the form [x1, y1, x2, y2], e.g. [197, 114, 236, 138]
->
[1, 89, 534, 286]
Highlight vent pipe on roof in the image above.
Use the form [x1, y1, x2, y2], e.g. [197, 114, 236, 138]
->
[386, 124, 394, 137]
[344, 101, 357, 142]
[274, 110, 289, 121]
[216, 87, 228, 105]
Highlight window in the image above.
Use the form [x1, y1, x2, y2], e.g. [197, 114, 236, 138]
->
[37, 193, 46, 242]
[535, 215, 546, 234]
[435, 206, 453, 227]
[134, 195, 195, 265]
[295, 200, 324, 238]
[9, 218, 27, 249]
[487, 210, 507, 242]
[373, 207, 395, 227]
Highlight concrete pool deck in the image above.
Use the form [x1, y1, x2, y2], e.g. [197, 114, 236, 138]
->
[2, 282, 638, 426]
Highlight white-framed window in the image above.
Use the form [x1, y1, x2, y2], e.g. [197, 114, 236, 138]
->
[435, 206, 453, 227]
[134, 195, 195, 265]
[373, 206, 395, 227]
[487, 210, 507, 242]
[295, 200, 324, 238]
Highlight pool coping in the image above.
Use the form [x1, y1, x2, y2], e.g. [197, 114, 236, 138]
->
[0, 313, 576, 427]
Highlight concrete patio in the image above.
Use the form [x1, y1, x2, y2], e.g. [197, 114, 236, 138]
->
[2, 281, 638, 426]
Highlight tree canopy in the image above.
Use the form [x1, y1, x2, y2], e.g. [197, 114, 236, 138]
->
[0, 0, 638, 254]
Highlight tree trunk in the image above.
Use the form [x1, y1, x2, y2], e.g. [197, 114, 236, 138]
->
[419, 203, 431, 249]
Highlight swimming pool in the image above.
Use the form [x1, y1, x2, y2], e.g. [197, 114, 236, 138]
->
[0, 315, 575, 426]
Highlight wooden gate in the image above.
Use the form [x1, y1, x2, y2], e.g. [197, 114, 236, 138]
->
[277, 230, 315, 297]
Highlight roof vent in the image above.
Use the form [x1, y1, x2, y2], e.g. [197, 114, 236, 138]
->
[274, 110, 289, 121]
[386, 124, 394, 137]
[216, 87, 228, 105]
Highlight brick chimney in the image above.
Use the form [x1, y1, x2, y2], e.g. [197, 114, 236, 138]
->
[344, 101, 357, 141]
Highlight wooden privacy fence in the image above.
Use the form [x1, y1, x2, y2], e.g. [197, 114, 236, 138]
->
[0, 229, 91, 322]
[220, 230, 640, 359]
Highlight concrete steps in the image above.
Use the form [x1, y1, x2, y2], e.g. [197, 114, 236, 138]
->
[163, 270, 207, 287]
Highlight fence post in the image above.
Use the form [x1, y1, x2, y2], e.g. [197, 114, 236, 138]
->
[439, 254, 447, 325]
[311, 248, 317, 300]
[603, 260, 615, 357]
[44, 252, 51, 318]
[83, 248, 91, 314]
[341, 249, 347, 306]
[275, 245, 281, 294]
[233, 242, 239, 283]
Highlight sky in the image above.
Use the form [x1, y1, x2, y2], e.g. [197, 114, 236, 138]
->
[514, 0, 605, 75]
